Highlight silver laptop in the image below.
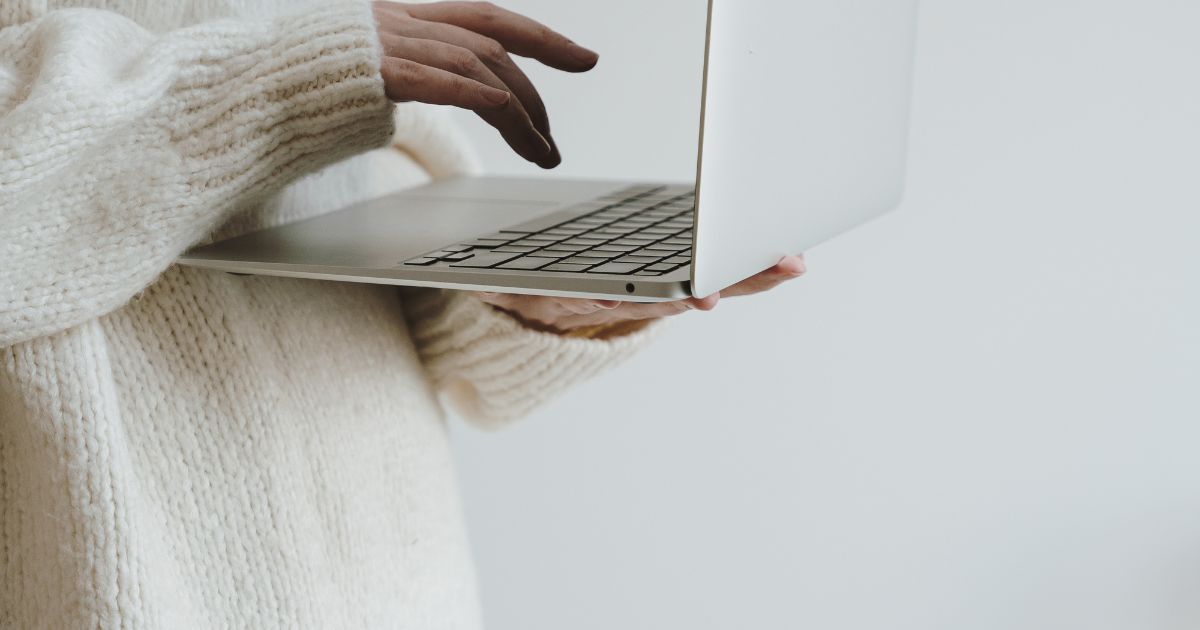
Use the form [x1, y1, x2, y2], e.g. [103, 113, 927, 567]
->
[181, 0, 920, 301]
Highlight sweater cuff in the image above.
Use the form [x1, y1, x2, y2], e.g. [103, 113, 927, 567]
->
[391, 103, 484, 179]
[404, 290, 665, 428]
[169, 1, 396, 207]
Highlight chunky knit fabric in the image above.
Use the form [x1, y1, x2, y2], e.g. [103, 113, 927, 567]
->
[0, 1, 658, 627]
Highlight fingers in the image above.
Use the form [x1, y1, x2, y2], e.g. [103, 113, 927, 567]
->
[475, 292, 675, 331]
[551, 293, 721, 329]
[386, 17, 562, 167]
[403, 1, 599, 72]
[618, 293, 721, 320]
[475, 291, 516, 310]
[379, 34, 552, 164]
[475, 293, 576, 327]
[380, 57, 511, 110]
[558, 299, 620, 316]
[472, 255, 805, 333]
[719, 255, 807, 298]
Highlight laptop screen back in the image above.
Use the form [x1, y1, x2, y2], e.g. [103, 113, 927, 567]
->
[691, 0, 920, 296]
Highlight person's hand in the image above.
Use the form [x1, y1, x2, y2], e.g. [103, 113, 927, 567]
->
[372, 1, 598, 169]
[475, 255, 807, 336]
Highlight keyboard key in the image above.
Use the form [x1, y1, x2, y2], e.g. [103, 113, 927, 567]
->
[403, 258, 439, 266]
[563, 255, 612, 265]
[464, 239, 508, 249]
[493, 246, 538, 253]
[590, 262, 646, 275]
[578, 252, 620, 261]
[646, 263, 681, 273]
[498, 257, 554, 271]
[525, 252, 568, 260]
[592, 244, 640, 253]
[543, 228, 586, 237]
[664, 256, 691, 265]
[440, 252, 474, 262]
[443, 245, 474, 253]
[615, 255, 663, 265]
[544, 243, 591, 252]
[512, 238, 559, 247]
[641, 245, 683, 255]
[449, 251, 522, 268]
[545, 263, 594, 273]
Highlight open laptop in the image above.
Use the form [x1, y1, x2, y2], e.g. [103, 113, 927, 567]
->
[180, 0, 920, 301]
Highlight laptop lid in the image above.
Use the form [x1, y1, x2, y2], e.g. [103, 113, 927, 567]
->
[691, 0, 920, 297]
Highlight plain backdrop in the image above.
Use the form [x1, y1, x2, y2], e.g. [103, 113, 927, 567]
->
[444, 1, 1200, 628]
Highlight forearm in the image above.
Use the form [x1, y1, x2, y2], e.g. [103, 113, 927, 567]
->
[401, 289, 665, 427]
[0, 2, 395, 347]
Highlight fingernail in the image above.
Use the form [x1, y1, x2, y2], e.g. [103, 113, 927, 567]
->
[545, 136, 562, 164]
[536, 144, 562, 170]
[526, 129, 552, 158]
[484, 89, 511, 107]
[571, 45, 600, 67]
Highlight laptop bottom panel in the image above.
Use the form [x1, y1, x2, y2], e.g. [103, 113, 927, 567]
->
[179, 177, 695, 302]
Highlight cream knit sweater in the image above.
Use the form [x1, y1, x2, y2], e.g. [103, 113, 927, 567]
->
[0, 1, 658, 627]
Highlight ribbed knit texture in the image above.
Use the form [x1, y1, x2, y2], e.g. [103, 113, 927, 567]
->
[0, 1, 659, 627]
[402, 289, 661, 427]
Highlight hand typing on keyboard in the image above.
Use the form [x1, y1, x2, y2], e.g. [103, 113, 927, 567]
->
[475, 255, 807, 337]
[373, 1, 598, 169]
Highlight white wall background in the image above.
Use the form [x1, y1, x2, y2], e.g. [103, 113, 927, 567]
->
[446, 1, 1200, 628]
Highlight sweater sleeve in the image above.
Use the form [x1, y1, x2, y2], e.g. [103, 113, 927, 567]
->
[401, 288, 665, 429]
[0, 2, 395, 347]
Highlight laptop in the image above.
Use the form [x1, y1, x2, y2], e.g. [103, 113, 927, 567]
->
[180, 0, 920, 301]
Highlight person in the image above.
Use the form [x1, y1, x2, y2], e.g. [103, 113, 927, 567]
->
[0, 1, 806, 627]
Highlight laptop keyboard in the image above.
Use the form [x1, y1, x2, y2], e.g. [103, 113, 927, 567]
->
[402, 185, 694, 276]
